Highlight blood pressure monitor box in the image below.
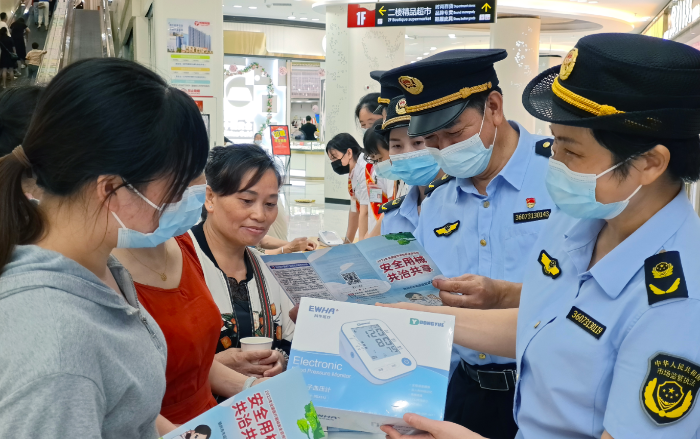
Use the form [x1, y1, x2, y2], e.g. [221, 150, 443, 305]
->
[289, 298, 455, 434]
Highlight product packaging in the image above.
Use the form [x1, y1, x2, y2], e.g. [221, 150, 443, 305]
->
[289, 298, 455, 433]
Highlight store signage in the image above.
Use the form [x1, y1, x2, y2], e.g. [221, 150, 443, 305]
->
[270, 125, 291, 156]
[348, 4, 377, 28]
[664, 0, 700, 40]
[347, 1, 496, 28]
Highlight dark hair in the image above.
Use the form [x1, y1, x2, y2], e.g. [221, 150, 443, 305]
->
[194, 424, 212, 438]
[405, 292, 422, 298]
[326, 133, 362, 161]
[355, 93, 381, 121]
[205, 144, 281, 199]
[362, 119, 388, 157]
[0, 86, 43, 157]
[0, 13, 6, 20]
[306, 115, 311, 121]
[591, 129, 700, 182]
[0, 58, 209, 272]
[32, 42, 39, 49]
[14, 17, 25, 25]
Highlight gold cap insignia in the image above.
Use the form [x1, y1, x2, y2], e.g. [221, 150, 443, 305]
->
[559, 48, 578, 80]
[398, 76, 424, 95]
[396, 98, 407, 115]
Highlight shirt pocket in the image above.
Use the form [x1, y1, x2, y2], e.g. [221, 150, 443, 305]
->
[503, 228, 542, 282]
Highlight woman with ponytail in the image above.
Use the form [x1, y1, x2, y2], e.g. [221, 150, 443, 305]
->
[0, 58, 209, 438]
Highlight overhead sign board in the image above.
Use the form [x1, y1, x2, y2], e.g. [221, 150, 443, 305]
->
[348, 1, 496, 28]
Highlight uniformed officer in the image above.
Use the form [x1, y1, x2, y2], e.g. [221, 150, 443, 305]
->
[381, 33, 700, 439]
[381, 50, 556, 439]
[375, 95, 444, 235]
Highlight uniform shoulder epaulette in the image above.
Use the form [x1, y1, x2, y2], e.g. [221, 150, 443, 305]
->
[644, 250, 688, 306]
[380, 195, 405, 213]
[425, 174, 454, 196]
[535, 138, 554, 158]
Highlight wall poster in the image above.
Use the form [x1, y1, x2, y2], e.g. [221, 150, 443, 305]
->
[167, 19, 214, 97]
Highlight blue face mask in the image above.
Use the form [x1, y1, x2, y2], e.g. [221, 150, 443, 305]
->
[545, 158, 642, 220]
[428, 113, 497, 179]
[374, 159, 401, 181]
[390, 149, 440, 186]
[111, 183, 207, 248]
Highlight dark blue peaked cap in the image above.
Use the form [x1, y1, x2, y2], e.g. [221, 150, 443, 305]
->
[370, 70, 403, 114]
[381, 49, 508, 136]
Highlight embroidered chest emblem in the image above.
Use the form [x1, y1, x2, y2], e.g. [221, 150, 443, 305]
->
[433, 220, 460, 237]
[538, 250, 561, 279]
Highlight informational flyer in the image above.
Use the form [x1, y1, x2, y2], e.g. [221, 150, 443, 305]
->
[261, 234, 443, 306]
[167, 19, 214, 97]
[161, 369, 323, 439]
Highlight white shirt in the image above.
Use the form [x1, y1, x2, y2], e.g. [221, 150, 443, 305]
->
[349, 154, 369, 209]
[0, 22, 7, 31]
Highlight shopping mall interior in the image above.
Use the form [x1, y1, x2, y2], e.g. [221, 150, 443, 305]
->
[4, 0, 700, 437]
[2, 0, 694, 244]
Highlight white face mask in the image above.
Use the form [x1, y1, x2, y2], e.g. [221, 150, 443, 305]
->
[254, 140, 262, 146]
[360, 128, 368, 135]
[428, 112, 497, 178]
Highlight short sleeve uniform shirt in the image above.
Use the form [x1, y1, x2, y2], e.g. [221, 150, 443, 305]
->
[515, 191, 700, 439]
[414, 122, 555, 366]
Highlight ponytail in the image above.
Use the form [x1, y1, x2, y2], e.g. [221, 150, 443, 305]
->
[0, 58, 209, 274]
[0, 150, 44, 272]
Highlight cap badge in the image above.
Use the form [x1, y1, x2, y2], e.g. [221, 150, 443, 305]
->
[559, 48, 578, 81]
[526, 198, 536, 209]
[396, 98, 407, 115]
[398, 76, 424, 95]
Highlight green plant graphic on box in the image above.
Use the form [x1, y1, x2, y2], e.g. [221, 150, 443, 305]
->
[297, 402, 324, 439]
[384, 232, 416, 246]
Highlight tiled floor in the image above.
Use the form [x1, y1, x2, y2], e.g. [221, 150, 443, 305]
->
[280, 179, 349, 242]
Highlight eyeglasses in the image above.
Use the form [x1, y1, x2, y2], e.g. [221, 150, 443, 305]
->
[365, 155, 379, 165]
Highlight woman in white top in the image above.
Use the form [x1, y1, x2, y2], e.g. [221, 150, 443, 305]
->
[189, 144, 295, 376]
[326, 133, 370, 243]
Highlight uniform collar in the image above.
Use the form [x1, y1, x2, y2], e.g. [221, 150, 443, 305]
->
[399, 185, 420, 223]
[563, 189, 693, 299]
[453, 121, 531, 201]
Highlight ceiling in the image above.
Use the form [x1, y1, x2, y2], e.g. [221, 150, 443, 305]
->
[222, 0, 670, 62]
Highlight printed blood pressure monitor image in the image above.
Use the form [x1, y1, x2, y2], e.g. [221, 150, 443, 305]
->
[290, 298, 454, 433]
[339, 320, 417, 384]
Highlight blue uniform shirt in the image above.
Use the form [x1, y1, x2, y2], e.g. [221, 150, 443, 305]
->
[382, 185, 420, 235]
[515, 191, 700, 439]
[415, 122, 555, 366]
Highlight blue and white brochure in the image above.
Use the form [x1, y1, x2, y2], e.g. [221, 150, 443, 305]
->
[260, 233, 443, 306]
[161, 369, 324, 439]
[290, 298, 455, 434]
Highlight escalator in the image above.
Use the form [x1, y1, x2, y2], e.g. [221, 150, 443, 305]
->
[34, 0, 113, 84]
[67, 9, 102, 63]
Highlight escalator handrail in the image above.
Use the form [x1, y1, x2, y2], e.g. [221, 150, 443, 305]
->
[99, 0, 114, 58]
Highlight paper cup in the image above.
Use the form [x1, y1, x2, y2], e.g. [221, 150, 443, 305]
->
[240, 337, 273, 352]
